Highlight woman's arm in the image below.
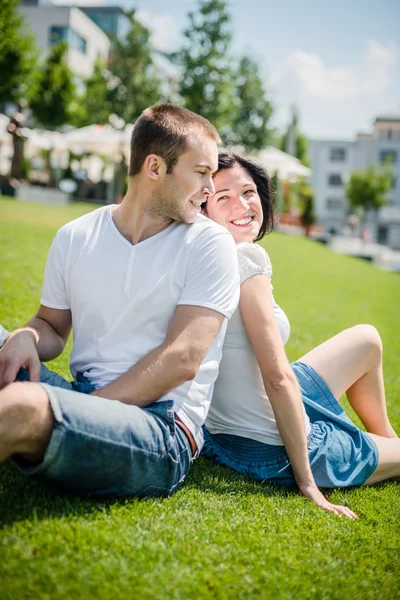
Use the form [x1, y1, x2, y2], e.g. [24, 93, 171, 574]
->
[240, 273, 357, 519]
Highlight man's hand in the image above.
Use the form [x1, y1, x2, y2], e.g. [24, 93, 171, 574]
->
[0, 328, 40, 388]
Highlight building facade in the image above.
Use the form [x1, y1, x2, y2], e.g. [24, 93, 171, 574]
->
[80, 6, 130, 40]
[310, 117, 400, 246]
[20, 2, 110, 79]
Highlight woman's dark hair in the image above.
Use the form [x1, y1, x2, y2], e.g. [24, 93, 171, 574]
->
[213, 152, 275, 242]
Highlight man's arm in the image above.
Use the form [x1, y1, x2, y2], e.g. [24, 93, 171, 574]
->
[91, 305, 225, 406]
[27, 305, 72, 360]
[0, 305, 71, 388]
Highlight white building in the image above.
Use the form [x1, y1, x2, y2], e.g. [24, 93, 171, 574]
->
[310, 116, 400, 247]
[20, 2, 110, 79]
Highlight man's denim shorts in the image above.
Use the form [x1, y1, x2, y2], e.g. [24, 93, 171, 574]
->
[202, 361, 379, 489]
[12, 364, 193, 497]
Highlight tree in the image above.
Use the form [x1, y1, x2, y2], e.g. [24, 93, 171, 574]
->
[280, 105, 310, 167]
[175, 0, 236, 142]
[72, 61, 112, 127]
[293, 178, 316, 235]
[231, 56, 273, 152]
[0, 0, 39, 180]
[299, 190, 316, 237]
[106, 10, 163, 124]
[271, 170, 280, 212]
[30, 41, 76, 130]
[0, 0, 38, 107]
[346, 163, 392, 215]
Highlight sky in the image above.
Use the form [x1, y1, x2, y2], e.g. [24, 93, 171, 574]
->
[52, 0, 400, 140]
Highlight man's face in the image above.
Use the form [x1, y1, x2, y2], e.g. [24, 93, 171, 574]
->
[149, 136, 218, 224]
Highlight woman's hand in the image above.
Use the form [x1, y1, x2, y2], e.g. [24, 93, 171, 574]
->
[298, 483, 358, 519]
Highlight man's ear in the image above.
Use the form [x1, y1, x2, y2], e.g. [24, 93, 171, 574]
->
[143, 154, 167, 181]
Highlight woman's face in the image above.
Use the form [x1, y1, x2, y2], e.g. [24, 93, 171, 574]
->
[205, 165, 263, 243]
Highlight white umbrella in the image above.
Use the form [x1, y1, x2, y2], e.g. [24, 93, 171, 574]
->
[257, 146, 312, 181]
[0, 114, 11, 143]
[24, 129, 71, 152]
[63, 124, 123, 159]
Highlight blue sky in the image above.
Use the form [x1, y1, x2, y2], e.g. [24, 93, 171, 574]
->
[56, 0, 400, 139]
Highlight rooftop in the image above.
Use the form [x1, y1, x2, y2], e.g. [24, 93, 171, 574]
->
[374, 116, 400, 124]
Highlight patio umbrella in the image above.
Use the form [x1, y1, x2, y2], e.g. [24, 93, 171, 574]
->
[62, 124, 123, 159]
[257, 147, 312, 181]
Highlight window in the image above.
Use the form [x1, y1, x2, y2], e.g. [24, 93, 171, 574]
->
[326, 198, 342, 210]
[49, 26, 87, 54]
[392, 176, 397, 190]
[69, 28, 87, 54]
[380, 149, 397, 164]
[377, 226, 388, 245]
[49, 26, 67, 45]
[328, 174, 343, 186]
[330, 147, 346, 162]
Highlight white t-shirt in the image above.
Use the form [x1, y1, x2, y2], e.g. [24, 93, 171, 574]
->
[41, 206, 240, 447]
[206, 242, 311, 445]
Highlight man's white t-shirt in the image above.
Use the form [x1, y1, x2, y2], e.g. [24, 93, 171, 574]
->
[41, 206, 240, 448]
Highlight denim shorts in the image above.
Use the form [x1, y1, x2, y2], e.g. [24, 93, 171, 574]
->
[16, 364, 96, 394]
[0, 323, 194, 498]
[202, 361, 379, 489]
[12, 366, 192, 498]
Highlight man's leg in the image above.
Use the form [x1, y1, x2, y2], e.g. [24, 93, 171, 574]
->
[0, 381, 192, 497]
[0, 382, 53, 463]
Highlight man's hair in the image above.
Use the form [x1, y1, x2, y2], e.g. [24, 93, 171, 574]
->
[128, 104, 221, 176]
[213, 152, 275, 242]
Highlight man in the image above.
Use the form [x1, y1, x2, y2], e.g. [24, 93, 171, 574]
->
[0, 104, 239, 497]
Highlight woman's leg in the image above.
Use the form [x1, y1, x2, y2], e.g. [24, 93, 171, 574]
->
[363, 434, 400, 484]
[298, 325, 397, 438]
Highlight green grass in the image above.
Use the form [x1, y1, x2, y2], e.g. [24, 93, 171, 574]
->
[0, 197, 399, 600]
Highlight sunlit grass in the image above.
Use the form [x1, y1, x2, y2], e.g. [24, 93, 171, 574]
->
[0, 197, 399, 600]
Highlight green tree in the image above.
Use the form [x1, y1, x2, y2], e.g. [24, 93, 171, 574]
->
[30, 41, 76, 130]
[106, 10, 163, 123]
[72, 61, 112, 127]
[280, 106, 310, 166]
[271, 170, 281, 212]
[346, 164, 392, 214]
[175, 0, 236, 142]
[231, 56, 273, 151]
[293, 178, 316, 235]
[0, 0, 39, 180]
[0, 0, 38, 106]
[300, 192, 316, 236]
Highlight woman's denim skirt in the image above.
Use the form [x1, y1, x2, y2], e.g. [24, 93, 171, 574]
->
[202, 361, 379, 489]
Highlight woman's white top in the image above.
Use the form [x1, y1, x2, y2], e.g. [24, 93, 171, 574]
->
[206, 242, 311, 445]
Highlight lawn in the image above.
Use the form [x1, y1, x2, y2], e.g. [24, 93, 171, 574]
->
[0, 197, 399, 600]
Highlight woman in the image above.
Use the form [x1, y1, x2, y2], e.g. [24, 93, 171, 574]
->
[201, 152, 399, 519]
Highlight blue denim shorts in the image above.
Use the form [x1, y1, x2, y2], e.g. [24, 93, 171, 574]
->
[16, 364, 96, 394]
[202, 361, 379, 489]
[12, 367, 192, 498]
